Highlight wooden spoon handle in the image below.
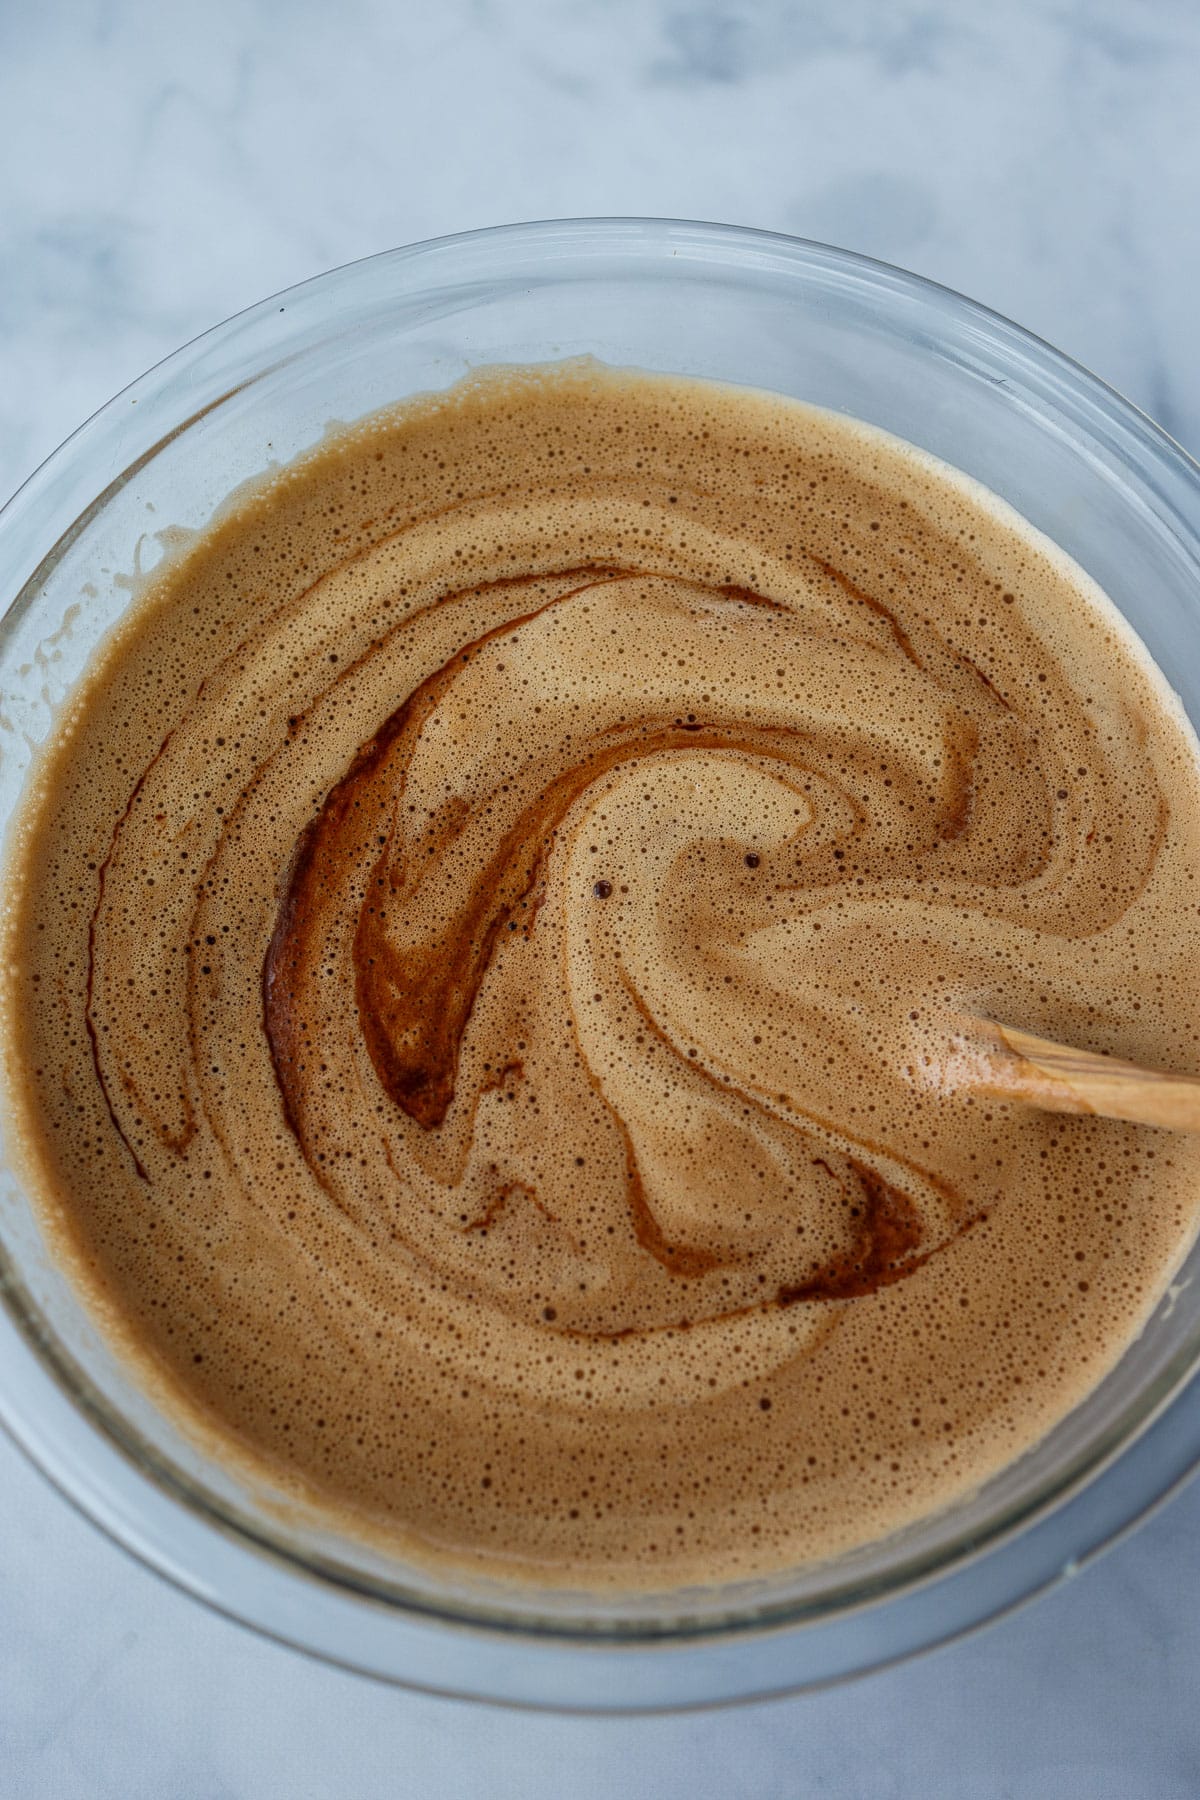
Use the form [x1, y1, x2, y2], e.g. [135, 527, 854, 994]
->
[979, 1023, 1200, 1132]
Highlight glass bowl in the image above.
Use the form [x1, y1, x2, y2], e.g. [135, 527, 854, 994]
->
[3, 218, 1200, 1712]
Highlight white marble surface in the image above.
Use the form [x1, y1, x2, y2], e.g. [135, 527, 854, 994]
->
[3, 0, 1200, 1793]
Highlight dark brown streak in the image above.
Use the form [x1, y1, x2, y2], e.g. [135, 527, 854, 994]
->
[349, 720, 770, 1133]
[777, 1157, 929, 1303]
[264, 549, 805, 1152]
[808, 553, 922, 668]
[616, 1119, 726, 1277]
[605, 963, 971, 1302]
[612, 961, 966, 1222]
[939, 718, 979, 843]
[85, 738, 187, 1184]
[179, 557, 788, 1166]
[957, 652, 1012, 712]
[117, 1072, 196, 1156]
[461, 1179, 558, 1234]
[263, 572, 640, 1146]
[714, 581, 790, 613]
[551, 1294, 845, 1347]
[546, 1161, 966, 1342]
[124, 530, 791, 1165]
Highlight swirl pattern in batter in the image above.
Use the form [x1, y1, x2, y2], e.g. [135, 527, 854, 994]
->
[4, 362, 1200, 1587]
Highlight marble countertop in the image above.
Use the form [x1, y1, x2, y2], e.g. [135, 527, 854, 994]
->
[3, 0, 1200, 1793]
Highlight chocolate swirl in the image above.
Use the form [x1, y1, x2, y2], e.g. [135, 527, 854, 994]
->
[7, 363, 1200, 1587]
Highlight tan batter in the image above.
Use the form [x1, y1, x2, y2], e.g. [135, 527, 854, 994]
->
[3, 361, 1200, 1589]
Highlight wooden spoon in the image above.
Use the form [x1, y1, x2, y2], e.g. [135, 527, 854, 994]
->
[971, 1022, 1200, 1132]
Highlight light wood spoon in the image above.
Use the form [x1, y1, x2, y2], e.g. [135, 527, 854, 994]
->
[971, 1022, 1200, 1132]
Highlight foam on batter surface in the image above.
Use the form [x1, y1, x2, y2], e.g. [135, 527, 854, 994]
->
[4, 361, 1200, 1588]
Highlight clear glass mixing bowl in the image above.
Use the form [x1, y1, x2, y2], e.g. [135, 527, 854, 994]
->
[3, 218, 1200, 1711]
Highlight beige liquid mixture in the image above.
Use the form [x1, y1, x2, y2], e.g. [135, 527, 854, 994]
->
[4, 361, 1200, 1589]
